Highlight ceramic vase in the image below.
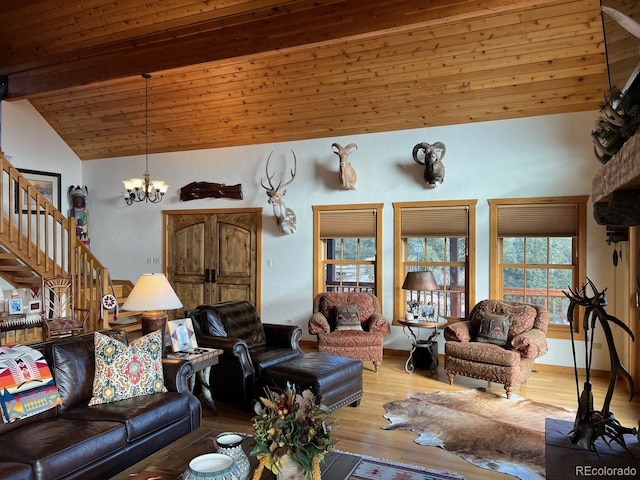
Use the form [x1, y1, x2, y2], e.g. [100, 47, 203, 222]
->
[214, 432, 251, 480]
[277, 453, 308, 480]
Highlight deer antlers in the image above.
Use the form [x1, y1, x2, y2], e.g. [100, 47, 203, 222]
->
[261, 150, 297, 197]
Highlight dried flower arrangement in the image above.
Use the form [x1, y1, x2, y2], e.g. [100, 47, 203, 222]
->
[251, 383, 337, 480]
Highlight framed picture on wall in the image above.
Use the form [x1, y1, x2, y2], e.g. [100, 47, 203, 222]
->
[16, 169, 62, 214]
[8, 298, 23, 315]
[28, 300, 41, 312]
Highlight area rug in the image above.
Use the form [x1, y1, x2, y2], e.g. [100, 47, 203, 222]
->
[350, 454, 464, 480]
[383, 388, 576, 480]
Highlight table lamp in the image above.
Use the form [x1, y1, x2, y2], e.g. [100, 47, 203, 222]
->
[402, 271, 438, 319]
[122, 273, 183, 345]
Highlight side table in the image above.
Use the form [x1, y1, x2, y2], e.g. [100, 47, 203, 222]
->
[397, 318, 448, 375]
[167, 348, 222, 413]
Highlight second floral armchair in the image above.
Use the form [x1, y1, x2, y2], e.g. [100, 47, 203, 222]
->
[308, 292, 391, 371]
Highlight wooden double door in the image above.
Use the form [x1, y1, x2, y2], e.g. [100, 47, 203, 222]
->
[163, 208, 262, 318]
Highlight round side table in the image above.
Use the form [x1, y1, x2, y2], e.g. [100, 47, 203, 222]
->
[397, 317, 448, 375]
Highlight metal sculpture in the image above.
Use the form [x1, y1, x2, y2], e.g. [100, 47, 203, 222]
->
[261, 150, 297, 235]
[412, 142, 446, 187]
[331, 142, 358, 190]
[564, 278, 639, 453]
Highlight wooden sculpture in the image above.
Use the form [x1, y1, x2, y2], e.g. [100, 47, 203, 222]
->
[179, 182, 243, 201]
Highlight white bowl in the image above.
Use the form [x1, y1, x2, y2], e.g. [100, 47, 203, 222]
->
[183, 453, 238, 479]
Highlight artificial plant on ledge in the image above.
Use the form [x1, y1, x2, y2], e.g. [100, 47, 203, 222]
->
[591, 87, 640, 165]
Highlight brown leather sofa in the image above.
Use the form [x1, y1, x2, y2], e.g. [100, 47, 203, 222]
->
[0, 330, 201, 480]
[186, 301, 303, 411]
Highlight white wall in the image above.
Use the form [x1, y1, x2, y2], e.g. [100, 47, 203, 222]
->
[1, 99, 618, 369]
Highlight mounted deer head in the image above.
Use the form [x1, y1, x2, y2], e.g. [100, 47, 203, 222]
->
[261, 150, 298, 235]
[332, 142, 358, 190]
[412, 141, 446, 188]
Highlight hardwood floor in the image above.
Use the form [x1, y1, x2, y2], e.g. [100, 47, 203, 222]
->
[204, 349, 640, 480]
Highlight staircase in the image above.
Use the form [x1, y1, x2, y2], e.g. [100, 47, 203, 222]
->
[0, 151, 141, 342]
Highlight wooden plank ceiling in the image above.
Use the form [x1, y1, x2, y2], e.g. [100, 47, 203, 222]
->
[0, 0, 612, 161]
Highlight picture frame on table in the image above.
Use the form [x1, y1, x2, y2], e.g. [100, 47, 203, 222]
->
[167, 317, 199, 353]
[419, 304, 435, 321]
[15, 169, 62, 214]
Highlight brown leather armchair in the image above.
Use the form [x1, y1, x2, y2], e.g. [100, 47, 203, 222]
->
[444, 299, 549, 398]
[308, 292, 391, 371]
[186, 301, 302, 410]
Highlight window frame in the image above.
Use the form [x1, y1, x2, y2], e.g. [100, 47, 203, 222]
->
[488, 196, 588, 339]
[313, 204, 384, 299]
[393, 200, 477, 324]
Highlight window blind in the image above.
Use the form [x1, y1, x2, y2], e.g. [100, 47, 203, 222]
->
[401, 206, 469, 237]
[319, 209, 377, 238]
[497, 204, 579, 237]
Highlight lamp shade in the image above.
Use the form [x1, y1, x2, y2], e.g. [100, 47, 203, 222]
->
[121, 273, 183, 311]
[402, 271, 438, 291]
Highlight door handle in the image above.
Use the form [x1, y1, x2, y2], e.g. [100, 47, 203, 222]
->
[204, 269, 217, 283]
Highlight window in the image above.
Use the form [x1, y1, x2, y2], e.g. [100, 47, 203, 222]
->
[489, 196, 588, 339]
[394, 201, 476, 322]
[313, 204, 383, 297]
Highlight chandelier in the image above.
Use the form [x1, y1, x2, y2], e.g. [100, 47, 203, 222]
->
[122, 73, 169, 205]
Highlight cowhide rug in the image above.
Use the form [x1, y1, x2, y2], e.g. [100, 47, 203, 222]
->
[383, 388, 575, 480]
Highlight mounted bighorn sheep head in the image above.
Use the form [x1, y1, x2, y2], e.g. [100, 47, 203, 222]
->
[412, 142, 446, 188]
[261, 150, 298, 235]
[331, 142, 358, 190]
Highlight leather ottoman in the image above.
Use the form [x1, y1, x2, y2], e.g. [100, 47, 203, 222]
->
[263, 352, 363, 412]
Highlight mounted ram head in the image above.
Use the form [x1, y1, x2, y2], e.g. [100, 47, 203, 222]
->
[412, 141, 446, 188]
[331, 142, 358, 190]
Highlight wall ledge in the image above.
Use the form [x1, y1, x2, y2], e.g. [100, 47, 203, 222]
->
[592, 129, 640, 204]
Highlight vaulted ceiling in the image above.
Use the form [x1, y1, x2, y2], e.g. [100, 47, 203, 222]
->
[0, 0, 619, 161]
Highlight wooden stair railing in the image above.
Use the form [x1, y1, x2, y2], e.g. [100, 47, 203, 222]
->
[0, 151, 122, 333]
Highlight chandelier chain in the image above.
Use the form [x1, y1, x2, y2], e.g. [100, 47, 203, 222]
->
[122, 73, 168, 205]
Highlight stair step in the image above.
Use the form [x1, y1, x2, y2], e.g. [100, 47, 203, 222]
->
[0, 265, 35, 271]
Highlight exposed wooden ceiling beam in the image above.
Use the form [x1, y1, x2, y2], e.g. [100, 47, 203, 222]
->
[2, 0, 563, 97]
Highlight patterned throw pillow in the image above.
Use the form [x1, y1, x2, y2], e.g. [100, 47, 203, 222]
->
[335, 304, 363, 331]
[476, 313, 512, 346]
[0, 345, 62, 423]
[89, 330, 166, 406]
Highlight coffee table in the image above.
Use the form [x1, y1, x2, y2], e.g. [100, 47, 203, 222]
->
[110, 428, 361, 479]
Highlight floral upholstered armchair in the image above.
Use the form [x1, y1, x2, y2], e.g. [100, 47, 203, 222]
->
[308, 292, 391, 371]
[444, 299, 549, 398]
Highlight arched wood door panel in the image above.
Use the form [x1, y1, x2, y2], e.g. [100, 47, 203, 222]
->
[164, 209, 261, 318]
